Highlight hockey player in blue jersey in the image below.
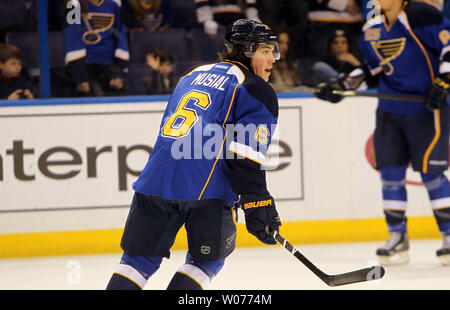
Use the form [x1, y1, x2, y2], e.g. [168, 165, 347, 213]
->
[106, 19, 282, 290]
[316, 0, 450, 266]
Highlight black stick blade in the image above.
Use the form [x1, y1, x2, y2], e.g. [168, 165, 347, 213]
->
[328, 265, 385, 287]
[271, 229, 386, 287]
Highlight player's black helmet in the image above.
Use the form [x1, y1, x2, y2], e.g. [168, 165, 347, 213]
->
[225, 19, 280, 60]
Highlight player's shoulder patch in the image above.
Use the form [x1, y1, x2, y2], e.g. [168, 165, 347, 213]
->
[404, 1, 444, 29]
[241, 74, 278, 117]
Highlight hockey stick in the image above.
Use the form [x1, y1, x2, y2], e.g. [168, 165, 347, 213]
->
[331, 90, 425, 102]
[270, 229, 385, 287]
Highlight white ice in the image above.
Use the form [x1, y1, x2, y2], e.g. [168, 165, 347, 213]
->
[0, 239, 449, 290]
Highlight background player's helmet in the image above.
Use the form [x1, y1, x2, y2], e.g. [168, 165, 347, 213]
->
[225, 19, 280, 60]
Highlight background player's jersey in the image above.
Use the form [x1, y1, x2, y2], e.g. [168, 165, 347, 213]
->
[63, 0, 129, 66]
[359, 1, 450, 114]
[133, 61, 278, 205]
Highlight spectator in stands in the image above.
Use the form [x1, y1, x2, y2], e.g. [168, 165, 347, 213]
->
[195, 0, 260, 38]
[308, 0, 363, 60]
[311, 29, 361, 85]
[256, 0, 309, 60]
[145, 47, 177, 94]
[0, 0, 36, 43]
[0, 43, 35, 100]
[62, 0, 129, 97]
[169, 0, 200, 30]
[123, 0, 172, 31]
[269, 32, 301, 91]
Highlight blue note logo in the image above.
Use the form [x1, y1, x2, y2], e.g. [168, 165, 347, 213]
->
[370, 38, 406, 75]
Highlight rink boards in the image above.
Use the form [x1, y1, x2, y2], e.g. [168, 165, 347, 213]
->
[0, 94, 443, 258]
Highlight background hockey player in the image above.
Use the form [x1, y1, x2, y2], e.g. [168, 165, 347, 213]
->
[315, 0, 450, 266]
[63, 0, 129, 96]
[106, 19, 281, 290]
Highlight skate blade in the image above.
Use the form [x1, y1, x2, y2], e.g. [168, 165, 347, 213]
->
[377, 251, 409, 266]
[437, 253, 450, 266]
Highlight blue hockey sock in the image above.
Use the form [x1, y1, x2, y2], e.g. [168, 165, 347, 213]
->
[106, 252, 163, 290]
[380, 166, 408, 232]
[166, 268, 205, 290]
[421, 172, 450, 235]
[166, 252, 225, 290]
[184, 251, 225, 277]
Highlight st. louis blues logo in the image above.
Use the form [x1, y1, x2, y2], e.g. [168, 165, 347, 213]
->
[370, 38, 406, 75]
[82, 12, 114, 45]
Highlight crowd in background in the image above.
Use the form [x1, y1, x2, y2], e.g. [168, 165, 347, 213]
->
[0, 0, 446, 100]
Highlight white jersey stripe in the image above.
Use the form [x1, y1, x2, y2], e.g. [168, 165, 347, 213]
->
[64, 49, 86, 64]
[228, 141, 265, 164]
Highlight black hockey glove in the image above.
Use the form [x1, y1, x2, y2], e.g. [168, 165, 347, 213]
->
[314, 74, 348, 104]
[426, 76, 450, 110]
[241, 194, 281, 245]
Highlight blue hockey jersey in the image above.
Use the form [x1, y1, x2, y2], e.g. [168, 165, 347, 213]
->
[63, 0, 129, 66]
[359, 1, 450, 114]
[133, 61, 278, 205]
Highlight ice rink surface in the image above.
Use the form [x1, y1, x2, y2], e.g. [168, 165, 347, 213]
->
[0, 239, 448, 291]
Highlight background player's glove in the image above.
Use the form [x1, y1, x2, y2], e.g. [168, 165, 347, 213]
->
[241, 194, 281, 244]
[314, 73, 349, 103]
[426, 76, 450, 110]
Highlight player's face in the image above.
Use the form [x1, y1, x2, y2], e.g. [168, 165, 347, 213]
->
[251, 44, 276, 82]
[0, 58, 22, 79]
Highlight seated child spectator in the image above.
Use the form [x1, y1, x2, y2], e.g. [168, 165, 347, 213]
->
[311, 29, 361, 85]
[0, 43, 35, 100]
[146, 48, 177, 94]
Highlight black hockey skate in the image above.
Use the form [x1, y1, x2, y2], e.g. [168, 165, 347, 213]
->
[376, 232, 410, 265]
[436, 235, 450, 266]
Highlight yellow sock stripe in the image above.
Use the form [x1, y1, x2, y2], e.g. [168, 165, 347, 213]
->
[0, 216, 442, 259]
